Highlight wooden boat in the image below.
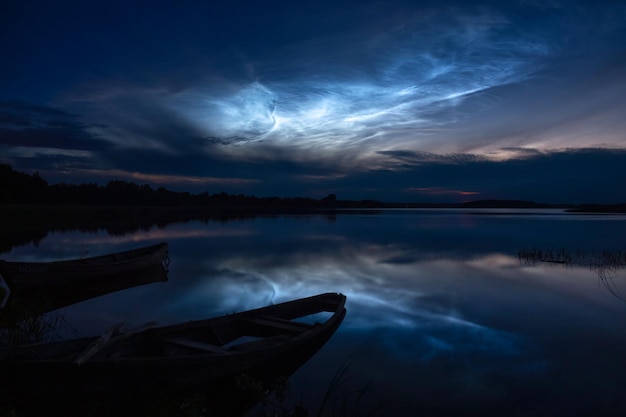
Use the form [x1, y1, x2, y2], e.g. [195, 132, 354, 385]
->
[0, 243, 169, 327]
[0, 293, 346, 402]
[0, 242, 169, 293]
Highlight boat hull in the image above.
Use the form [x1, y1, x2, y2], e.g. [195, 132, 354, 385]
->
[0, 242, 169, 291]
[0, 293, 346, 400]
[0, 243, 169, 327]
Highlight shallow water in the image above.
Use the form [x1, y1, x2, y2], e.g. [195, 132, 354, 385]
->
[2, 209, 626, 416]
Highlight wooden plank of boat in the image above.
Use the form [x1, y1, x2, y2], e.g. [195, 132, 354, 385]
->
[0, 242, 169, 292]
[243, 315, 315, 333]
[75, 321, 159, 365]
[163, 337, 227, 353]
[0, 292, 347, 400]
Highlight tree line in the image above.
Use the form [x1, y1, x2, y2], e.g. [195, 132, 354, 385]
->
[6, 163, 613, 211]
[0, 164, 350, 208]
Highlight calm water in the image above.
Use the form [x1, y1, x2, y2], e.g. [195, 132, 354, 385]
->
[2, 209, 626, 416]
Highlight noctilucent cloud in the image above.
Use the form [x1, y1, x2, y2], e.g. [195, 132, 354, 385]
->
[1, 0, 626, 202]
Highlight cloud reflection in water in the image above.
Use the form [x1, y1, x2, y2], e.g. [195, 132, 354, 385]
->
[4, 212, 626, 415]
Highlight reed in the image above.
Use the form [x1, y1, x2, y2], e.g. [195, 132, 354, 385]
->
[253, 362, 382, 417]
[0, 311, 65, 346]
[518, 248, 626, 269]
[518, 247, 626, 300]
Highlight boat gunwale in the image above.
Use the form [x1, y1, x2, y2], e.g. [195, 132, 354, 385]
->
[0, 242, 169, 289]
[0, 293, 347, 365]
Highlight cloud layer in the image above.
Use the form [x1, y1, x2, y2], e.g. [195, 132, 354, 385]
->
[1, 0, 625, 202]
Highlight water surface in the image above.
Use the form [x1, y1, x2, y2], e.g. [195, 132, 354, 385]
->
[2, 209, 626, 416]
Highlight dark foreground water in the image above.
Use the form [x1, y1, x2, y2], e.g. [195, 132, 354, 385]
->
[2, 209, 626, 416]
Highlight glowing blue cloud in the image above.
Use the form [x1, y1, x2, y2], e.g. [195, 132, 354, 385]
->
[165, 10, 552, 157]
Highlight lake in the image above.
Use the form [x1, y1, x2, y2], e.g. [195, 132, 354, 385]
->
[2, 208, 626, 416]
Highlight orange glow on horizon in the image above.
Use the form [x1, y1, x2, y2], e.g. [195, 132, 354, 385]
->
[406, 187, 479, 196]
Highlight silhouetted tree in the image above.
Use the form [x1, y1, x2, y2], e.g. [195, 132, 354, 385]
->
[0, 164, 389, 209]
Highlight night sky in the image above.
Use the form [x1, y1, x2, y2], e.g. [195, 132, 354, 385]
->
[2, 0, 625, 203]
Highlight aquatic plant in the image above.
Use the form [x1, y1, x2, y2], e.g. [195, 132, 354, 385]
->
[518, 248, 626, 268]
[253, 362, 383, 417]
[518, 247, 626, 300]
[0, 311, 65, 346]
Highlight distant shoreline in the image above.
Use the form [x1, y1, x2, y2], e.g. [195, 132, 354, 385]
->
[3, 164, 625, 213]
[564, 204, 626, 214]
[0, 199, 578, 212]
[1, 201, 625, 215]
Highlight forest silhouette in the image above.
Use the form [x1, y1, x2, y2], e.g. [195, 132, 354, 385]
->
[0, 163, 347, 209]
[2, 163, 624, 212]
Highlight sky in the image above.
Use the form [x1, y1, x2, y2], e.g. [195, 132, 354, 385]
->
[1, 0, 626, 203]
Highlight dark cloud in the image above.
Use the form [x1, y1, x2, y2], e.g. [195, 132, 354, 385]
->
[336, 148, 626, 203]
[77, 147, 626, 204]
[0, 101, 109, 151]
[77, 95, 208, 151]
[377, 150, 484, 166]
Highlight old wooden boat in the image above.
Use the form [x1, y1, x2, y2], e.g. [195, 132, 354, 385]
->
[0, 265, 168, 328]
[0, 242, 169, 293]
[0, 293, 347, 401]
[0, 243, 169, 327]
